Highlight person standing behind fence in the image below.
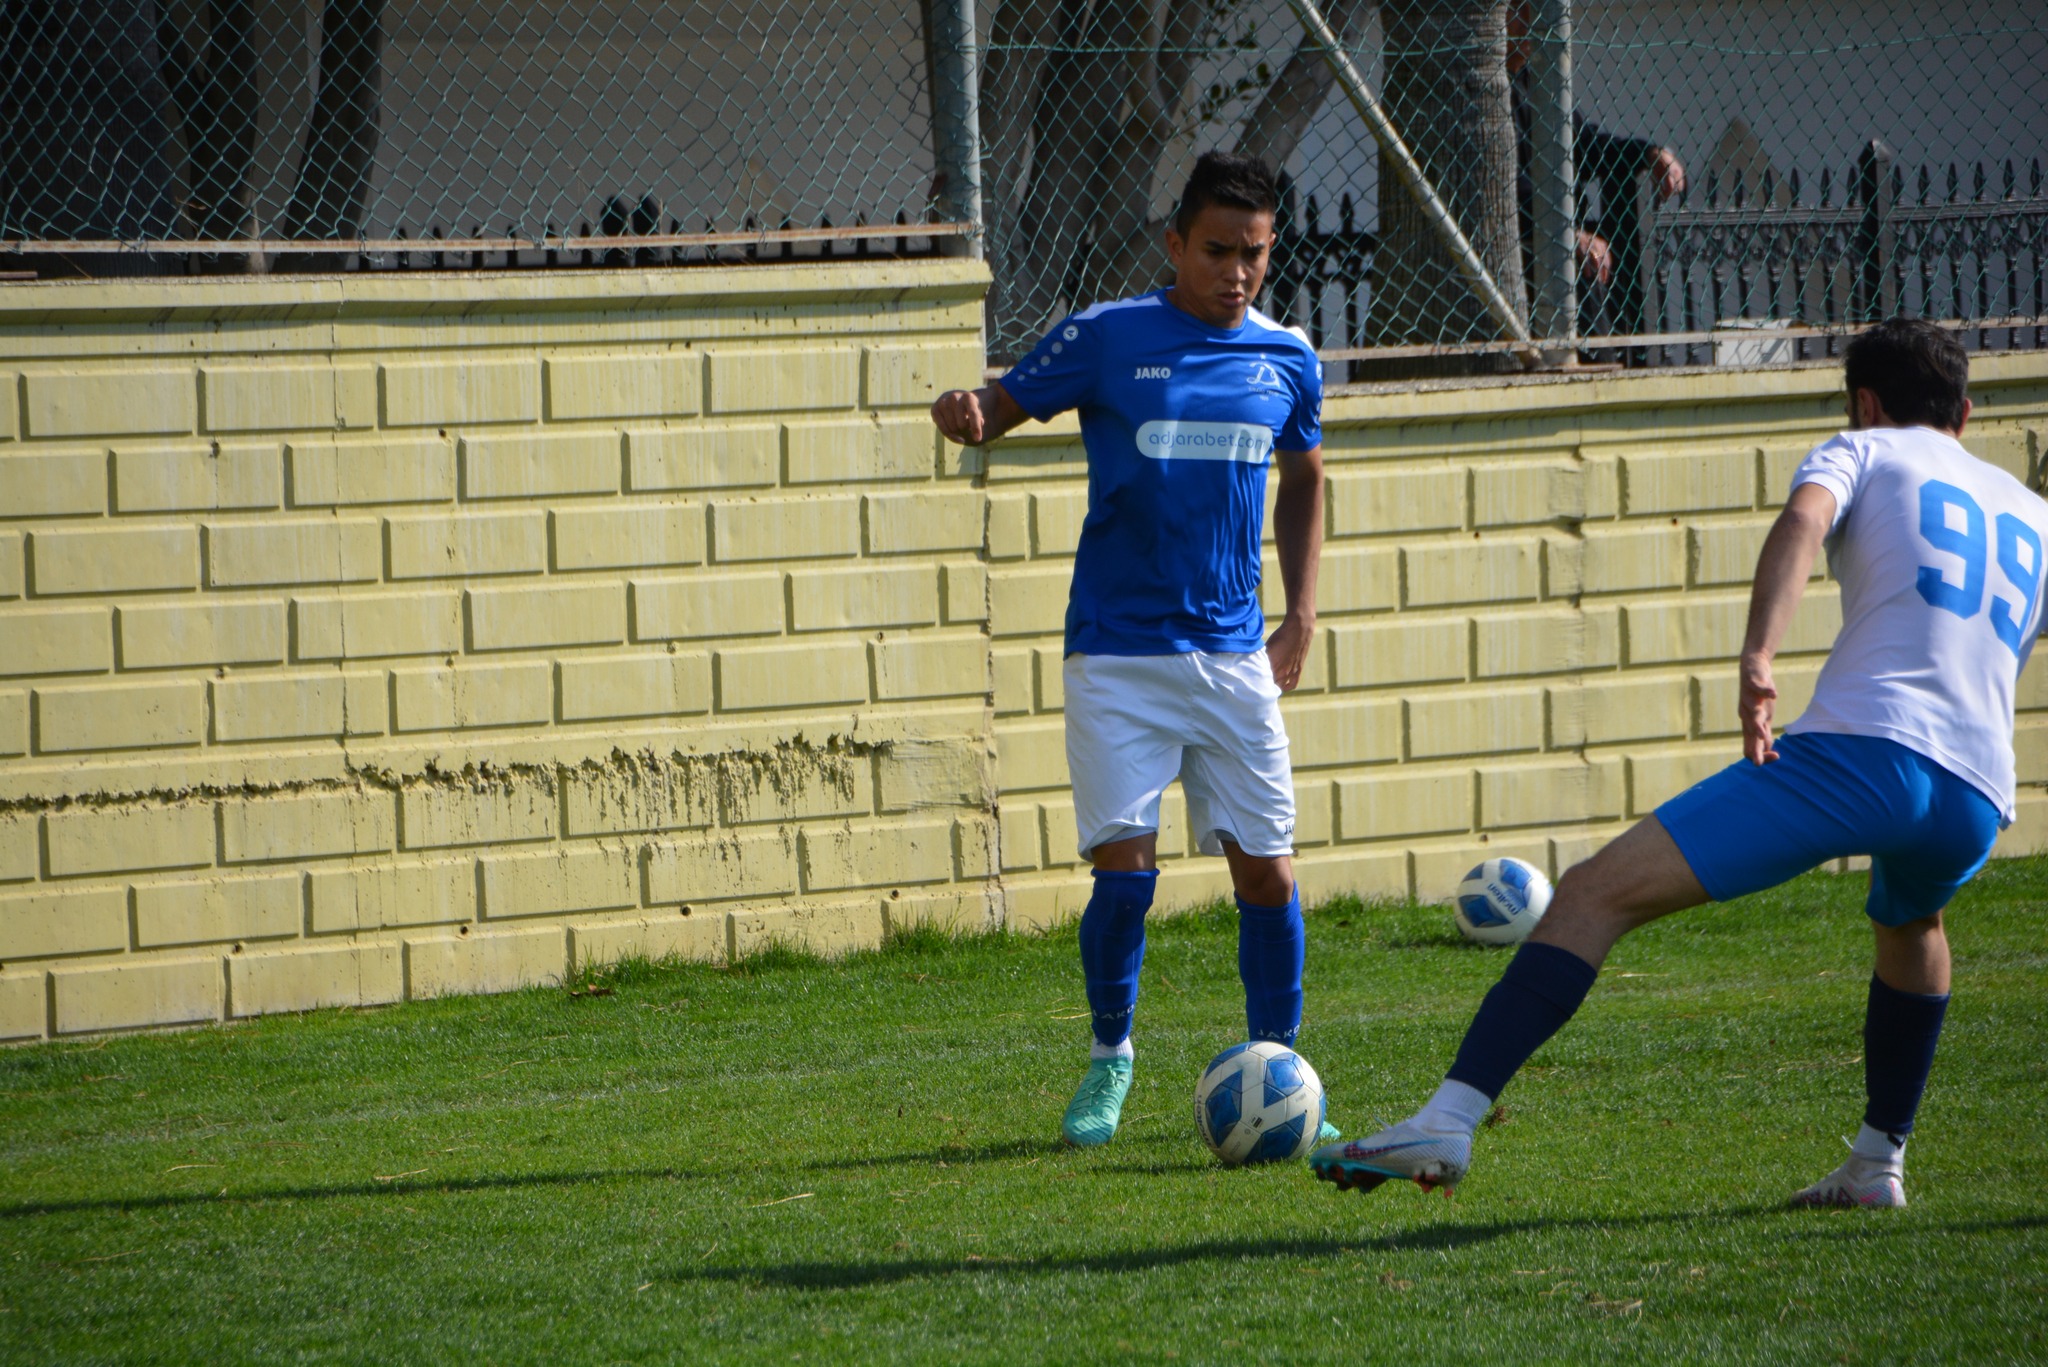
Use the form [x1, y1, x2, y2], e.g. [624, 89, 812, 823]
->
[928, 151, 1330, 1151]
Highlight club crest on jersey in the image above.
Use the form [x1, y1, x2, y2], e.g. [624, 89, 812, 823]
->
[1134, 365, 1171, 379]
[1246, 359, 1284, 390]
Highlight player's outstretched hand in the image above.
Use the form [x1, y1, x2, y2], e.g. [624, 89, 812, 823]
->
[1739, 652, 1779, 764]
[1265, 615, 1315, 693]
[931, 388, 987, 446]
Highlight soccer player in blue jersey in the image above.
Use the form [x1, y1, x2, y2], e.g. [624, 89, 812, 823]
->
[930, 151, 1328, 1149]
[1312, 319, 2047, 1207]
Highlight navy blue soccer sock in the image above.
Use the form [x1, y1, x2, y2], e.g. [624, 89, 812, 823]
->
[1078, 869, 1158, 1051]
[1444, 941, 1600, 1100]
[1237, 887, 1305, 1047]
[1861, 973, 1949, 1143]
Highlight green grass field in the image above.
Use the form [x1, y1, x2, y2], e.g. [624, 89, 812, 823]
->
[3, 860, 2045, 1365]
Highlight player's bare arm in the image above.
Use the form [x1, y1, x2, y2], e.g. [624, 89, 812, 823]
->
[1737, 482, 1836, 764]
[931, 381, 1029, 447]
[1266, 445, 1323, 692]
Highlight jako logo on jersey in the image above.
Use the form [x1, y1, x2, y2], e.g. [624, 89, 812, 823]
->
[1134, 366, 1172, 379]
[1135, 420, 1273, 464]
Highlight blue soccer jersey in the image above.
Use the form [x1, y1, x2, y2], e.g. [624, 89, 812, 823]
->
[997, 290, 1323, 656]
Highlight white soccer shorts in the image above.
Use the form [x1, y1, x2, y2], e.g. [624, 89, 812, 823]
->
[1062, 650, 1296, 860]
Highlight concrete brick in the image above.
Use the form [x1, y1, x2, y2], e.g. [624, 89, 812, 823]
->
[571, 912, 724, 967]
[873, 636, 987, 701]
[308, 857, 476, 932]
[1995, 794, 2048, 859]
[1033, 647, 1064, 711]
[2018, 654, 2048, 711]
[1407, 689, 1544, 759]
[467, 582, 626, 651]
[481, 844, 639, 919]
[712, 496, 861, 561]
[406, 926, 565, 999]
[563, 766, 716, 836]
[716, 640, 868, 710]
[201, 364, 351, 433]
[30, 525, 199, 595]
[1472, 462, 1582, 526]
[114, 442, 281, 512]
[1004, 878, 1091, 932]
[293, 590, 464, 660]
[1295, 846, 1411, 901]
[559, 653, 712, 722]
[1479, 758, 1624, 827]
[1030, 490, 1088, 556]
[999, 802, 1042, 870]
[381, 357, 540, 428]
[119, 600, 285, 669]
[866, 489, 983, 554]
[628, 424, 779, 491]
[1631, 747, 1735, 813]
[1475, 608, 1614, 678]
[401, 784, 555, 850]
[723, 760, 871, 825]
[943, 562, 987, 624]
[1695, 662, 1824, 738]
[212, 671, 385, 742]
[0, 811, 34, 879]
[207, 517, 380, 586]
[1626, 588, 1839, 667]
[790, 564, 936, 631]
[631, 572, 784, 640]
[996, 720, 1070, 790]
[229, 941, 403, 1017]
[987, 494, 1029, 560]
[1551, 675, 1691, 747]
[392, 661, 552, 732]
[1330, 618, 1467, 688]
[36, 679, 206, 753]
[288, 437, 455, 506]
[0, 607, 113, 676]
[0, 690, 20, 757]
[863, 342, 984, 407]
[547, 352, 700, 421]
[1761, 443, 1811, 506]
[2014, 719, 2048, 784]
[1283, 698, 1403, 767]
[989, 565, 1071, 637]
[1329, 469, 1464, 536]
[1582, 524, 1687, 593]
[1405, 538, 1539, 607]
[992, 648, 1032, 715]
[785, 417, 936, 484]
[1692, 520, 1776, 587]
[1414, 840, 1550, 902]
[221, 790, 395, 864]
[0, 972, 46, 1041]
[645, 830, 799, 903]
[0, 450, 105, 518]
[553, 504, 704, 571]
[386, 510, 547, 579]
[1305, 545, 1398, 614]
[460, 431, 621, 499]
[135, 872, 302, 947]
[1293, 779, 1333, 845]
[706, 347, 858, 413]
[886, 888, 997, 935]
[0, 886, 128, 959]
[1623, 448, 1756, 515]
[731, 899, 885, 958]
[0, 532, 18, 598]
[1963, 429, 2031, 484]
[875, 737, 988, 813]
[25, 368, 195, 438]
[46, 802, 211, 877]
[1336, 770, 1472, 840]
[51, 957, 222, 1034]
[1031, 798, 1079, 867]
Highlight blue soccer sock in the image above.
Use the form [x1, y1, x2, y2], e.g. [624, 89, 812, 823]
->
[1857, 973, 1949, 1156]
[1078, 869, 1157, 1052]
[1237, 887, 1304, 1047]
[1444, 941, 1600, 1102]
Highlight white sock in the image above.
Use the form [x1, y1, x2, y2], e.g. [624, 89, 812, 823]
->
[1850, 1121, 1907, 1169]
[1090, 1038, 1135, 1062]
[1415, 1079, 1493, 1136]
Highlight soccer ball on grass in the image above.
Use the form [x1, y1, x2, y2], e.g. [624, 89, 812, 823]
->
[1193, 1041, 1326, 1166]
[1454, 856, 1552, 945]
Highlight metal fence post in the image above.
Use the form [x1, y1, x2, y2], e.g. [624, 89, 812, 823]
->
[1528, 0, 1576, 357]
[926, 0, 984, 259]
[1854, 138, 1896, 321]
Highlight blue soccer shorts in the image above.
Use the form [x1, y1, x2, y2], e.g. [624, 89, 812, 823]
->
[1655, 730, 2001, 927]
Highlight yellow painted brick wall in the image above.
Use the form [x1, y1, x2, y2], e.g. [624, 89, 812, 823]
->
[2, 261, 2044, 1040]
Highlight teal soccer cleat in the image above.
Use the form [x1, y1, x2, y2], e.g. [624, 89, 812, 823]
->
[1061, 1057, 1134, 1147]
[1309, 1116, 1471, 1195]
[1316, 1120, 1342, 1145]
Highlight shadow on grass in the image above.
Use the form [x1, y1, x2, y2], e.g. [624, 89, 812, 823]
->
[0, 1166, 690, 1220]
[806, 1137, 1064, 1170]
[667, 1203, 1790, 1290]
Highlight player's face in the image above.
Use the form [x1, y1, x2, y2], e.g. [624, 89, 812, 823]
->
[1164, 205, 1275, 330]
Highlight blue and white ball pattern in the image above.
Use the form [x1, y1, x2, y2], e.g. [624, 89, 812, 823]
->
[1455, 856, 1554, 945]
[1193, 1041, 1326, 1166]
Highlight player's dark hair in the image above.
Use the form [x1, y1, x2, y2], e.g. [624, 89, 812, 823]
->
[1844, 318, 1970, 430]
[1172, 151, 1279, 235]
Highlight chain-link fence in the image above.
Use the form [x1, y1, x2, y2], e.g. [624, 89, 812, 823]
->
[5, 2, 2045, 373]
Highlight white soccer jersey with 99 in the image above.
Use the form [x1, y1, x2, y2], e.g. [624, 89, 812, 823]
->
[1787, 426, 2048, 820]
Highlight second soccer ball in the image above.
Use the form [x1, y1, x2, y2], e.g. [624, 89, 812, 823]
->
[1454, 857, 1553, 945]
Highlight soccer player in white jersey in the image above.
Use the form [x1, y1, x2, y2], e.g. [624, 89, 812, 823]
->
[929, 152, 1328, 1149]
[1312, 318, 2046, 1206]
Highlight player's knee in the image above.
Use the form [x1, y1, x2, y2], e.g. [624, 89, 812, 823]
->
[1550, 858, 1649, 937]
[1232, 861, 1293, 907]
